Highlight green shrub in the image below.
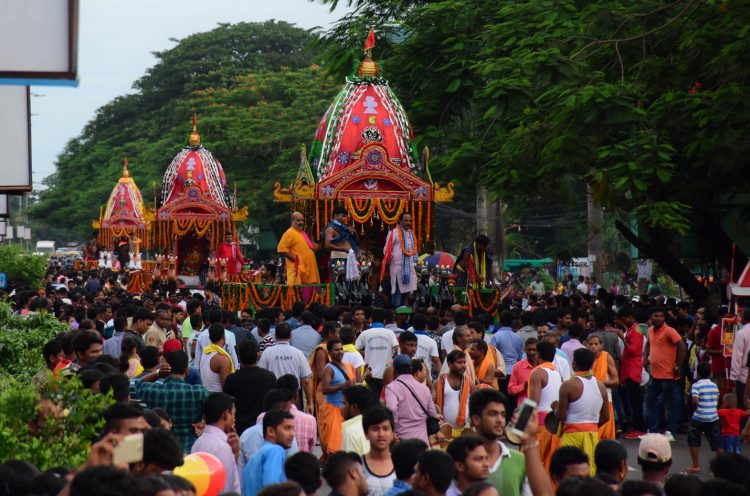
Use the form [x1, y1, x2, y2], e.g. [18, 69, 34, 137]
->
[0, 245, 47, 290]
[0, 375, 114, 470]
[0, 301, 68, 384]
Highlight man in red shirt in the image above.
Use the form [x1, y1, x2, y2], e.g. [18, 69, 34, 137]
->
[618, 307, 645, 439]
[644, 307, 686, 440]
[216, 232, 246, 275]
[703, 309, 730, 394]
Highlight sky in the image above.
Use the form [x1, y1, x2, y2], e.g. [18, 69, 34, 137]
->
[28, 0, 348, 188]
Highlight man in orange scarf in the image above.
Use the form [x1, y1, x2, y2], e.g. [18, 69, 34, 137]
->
[277, 211, 320, 285]
[528, 341, 563, 470]
[437, 350, 472, 442]
[470, 339, 497, 389]
[587, 334, 619, 440]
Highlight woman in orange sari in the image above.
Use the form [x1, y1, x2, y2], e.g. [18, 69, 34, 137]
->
[587, 334, 619, 440]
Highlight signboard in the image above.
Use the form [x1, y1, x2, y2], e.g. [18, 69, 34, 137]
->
[721, 314, 741, 358]
[0, 87, 31, 192]
[5, 225, 13, 239]
[0, 194, 8, 217]
[0, 0, 79, 84]
[0, 273, 6, 289]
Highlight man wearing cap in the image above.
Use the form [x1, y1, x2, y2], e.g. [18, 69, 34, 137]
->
[637, 433, 672, 486]
[385, 354, 437, 444]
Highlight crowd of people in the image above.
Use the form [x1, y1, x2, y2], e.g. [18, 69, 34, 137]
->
[5, 264, 750, 496]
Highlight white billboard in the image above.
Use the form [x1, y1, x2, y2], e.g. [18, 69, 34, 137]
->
[0, 86, 31, 191]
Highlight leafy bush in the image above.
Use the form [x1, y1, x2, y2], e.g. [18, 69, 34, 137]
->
[0, 245, 47, 290]
[0, 301, 68, 383]
[0, 375, 114, 470]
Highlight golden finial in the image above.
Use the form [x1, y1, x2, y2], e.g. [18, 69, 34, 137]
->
[357, 28, 380, 77]
[189, 113, 201, 147]
[122, 158, 130, 178]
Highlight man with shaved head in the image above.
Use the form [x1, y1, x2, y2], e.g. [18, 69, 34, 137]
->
[277, 212, 320, 285]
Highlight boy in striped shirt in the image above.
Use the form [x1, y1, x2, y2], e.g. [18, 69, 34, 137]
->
[684, 362, 722, 473]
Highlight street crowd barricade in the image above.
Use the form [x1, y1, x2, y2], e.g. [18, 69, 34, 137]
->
[221, 282, 336, 313]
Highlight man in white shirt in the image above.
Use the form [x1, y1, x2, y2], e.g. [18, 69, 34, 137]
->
[441, 308, 469, 356]
[193, 308, 239, 371]
[576, 276, 588, 295]
[356, 308, 398, 401]
[412, 313, 441, 378]
[258, 322, 315, 414]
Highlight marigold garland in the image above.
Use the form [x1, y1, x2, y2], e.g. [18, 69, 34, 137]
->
[221, 283, 335, 312]
[375, 199, 405, 225]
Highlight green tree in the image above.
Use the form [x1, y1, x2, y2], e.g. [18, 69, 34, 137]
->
[31, 21, 338, 245]
[0, 245, 47, 290]
[318, 0, 750, 302]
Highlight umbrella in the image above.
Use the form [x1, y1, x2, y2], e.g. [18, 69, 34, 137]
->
[418, 252, 457, 269]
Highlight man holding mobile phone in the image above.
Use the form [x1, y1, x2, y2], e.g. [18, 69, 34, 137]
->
[468, 389, 553, 496]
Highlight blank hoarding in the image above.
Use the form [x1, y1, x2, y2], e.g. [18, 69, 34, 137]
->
[0, 0, 78, 81]
[0, 195, 8, 217]
[5, 225, 13, 239]
[0, 86, 31, 192]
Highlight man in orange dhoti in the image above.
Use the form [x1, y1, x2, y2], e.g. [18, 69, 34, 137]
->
[277, 212, 320, 285]
[319, 338, 355, 458]
[309, 324, 340, 438]
[528, 341, 563, 470]
[587, 334, 619, 440]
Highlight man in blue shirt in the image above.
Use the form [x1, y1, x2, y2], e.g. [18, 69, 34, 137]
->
[489, 310, 523, 374]
[242, 408, 296, 496]
[238, 389, 299, 473]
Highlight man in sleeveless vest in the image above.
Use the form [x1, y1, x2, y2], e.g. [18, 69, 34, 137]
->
[319, 337, 356, 459]
[468, 389, 554, 496]
[309, 323, 339, 437]
[527, 341, 563, 471]
[587, 334, 619, 440]
[553, 347, 610, 475]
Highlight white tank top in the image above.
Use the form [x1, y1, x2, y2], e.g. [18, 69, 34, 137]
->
[200, 351, 223, 392]
[566, 376, 603, 424]
[538, 368, 563, 413]
[442, 378, 464, 428]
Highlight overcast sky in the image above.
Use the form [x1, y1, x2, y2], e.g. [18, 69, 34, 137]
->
[29, 0, 347, 188]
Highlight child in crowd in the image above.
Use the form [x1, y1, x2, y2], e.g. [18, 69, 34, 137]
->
[718, 393, 749, 453]
[683, 362, 721, 474]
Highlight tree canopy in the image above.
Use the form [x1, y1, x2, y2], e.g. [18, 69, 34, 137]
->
[31, 21, 339, 243]
[317, 0, 750, 301]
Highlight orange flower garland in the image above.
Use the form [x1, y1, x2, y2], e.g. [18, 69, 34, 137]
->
[397, 226, 417, 257]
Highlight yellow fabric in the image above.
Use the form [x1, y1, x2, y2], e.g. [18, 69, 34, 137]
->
[560, 431, 599, 475]
[203, 343, 235, 373]
[277, 227, 320, 285]
[592, 352, 615, 440]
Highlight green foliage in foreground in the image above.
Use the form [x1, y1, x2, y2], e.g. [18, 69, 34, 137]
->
[0, 301, 68, 384]
[0, 245, 48, 290]
[0, 376, 114, 470]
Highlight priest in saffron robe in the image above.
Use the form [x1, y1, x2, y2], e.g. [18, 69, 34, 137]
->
[381, 212, 419, 307]
[216, 232, 246, 275]
[277, 211, 320, 285]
